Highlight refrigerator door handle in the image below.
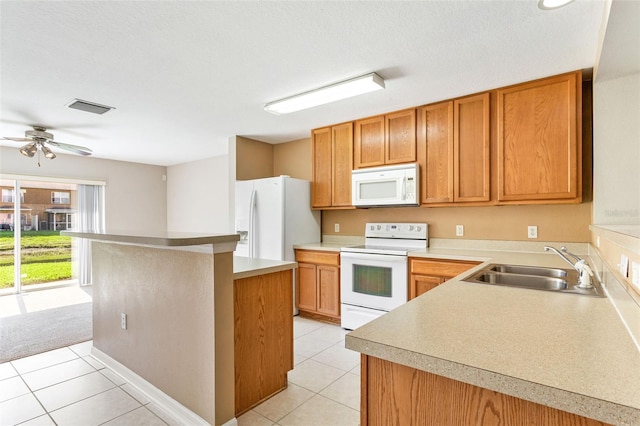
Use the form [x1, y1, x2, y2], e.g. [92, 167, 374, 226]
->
[248, 189, 257, 258]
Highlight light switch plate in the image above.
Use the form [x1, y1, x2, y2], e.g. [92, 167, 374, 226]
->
[620, 254, 629, 277]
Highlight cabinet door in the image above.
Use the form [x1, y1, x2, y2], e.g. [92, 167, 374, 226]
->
[332, 123, 354, 207]
[417, 102, 454, 204]
[497, 72, 581, 202]
[317, 264, 340, 317]
[296, 262, 317, 312]
[454, 93, 490, 202]
[311, 128, 332, 208]
[354, 116, 385, 169]
[410, 275, 444, 300]
[385, 109, 416, 164]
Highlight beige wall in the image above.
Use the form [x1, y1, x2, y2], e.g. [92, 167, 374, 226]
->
[235, 136, 274, 180]
[266, 137, 592, 243]
[592, 72, 640, 225]
[324, 202, 592, 242]
[167, 155, 231, 233]
[274, 138, 312, 180]
[92, 243, 236, 425]
[92, 243, 215, 423]
[0, 146, 167, 234]
[235, 136, 311, 181]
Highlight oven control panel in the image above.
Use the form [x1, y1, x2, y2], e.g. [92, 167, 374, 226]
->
[364, 222, 428, 239]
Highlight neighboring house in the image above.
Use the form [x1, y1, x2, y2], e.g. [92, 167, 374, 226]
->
[0, 185, 77, 230]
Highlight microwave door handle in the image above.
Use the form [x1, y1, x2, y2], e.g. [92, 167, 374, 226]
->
[402, 177, 406, 200]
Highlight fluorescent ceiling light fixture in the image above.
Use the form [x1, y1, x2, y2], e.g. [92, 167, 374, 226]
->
[264, 72, 385, 115]
[538, 0, 575, 10]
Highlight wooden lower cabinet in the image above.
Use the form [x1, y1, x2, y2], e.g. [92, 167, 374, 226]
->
[234, 270, 293, 416]
[361, 356, 611, 426]
[295, 250, 341, 323]
[409, 258, 480, 299]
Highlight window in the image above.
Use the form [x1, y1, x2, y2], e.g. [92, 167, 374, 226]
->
[2, 189, 24, 203]
[51, 191, 71, 205]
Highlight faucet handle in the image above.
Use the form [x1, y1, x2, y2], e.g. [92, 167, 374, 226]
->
[560, 246, 583, 262]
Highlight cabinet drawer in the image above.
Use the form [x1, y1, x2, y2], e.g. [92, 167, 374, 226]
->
[410, 258, 480, 278]
[295, 250, 340, 266]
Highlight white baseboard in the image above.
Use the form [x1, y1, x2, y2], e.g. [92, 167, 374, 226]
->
[222, 418, 239, 426]
[91, 348, 237, 426]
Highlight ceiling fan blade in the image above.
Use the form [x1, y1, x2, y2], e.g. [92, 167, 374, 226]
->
[2, 136, 32, 142]
[47, 140, 93, 156]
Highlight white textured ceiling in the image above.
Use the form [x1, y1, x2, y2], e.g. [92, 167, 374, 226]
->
[0, 1, 607, 166]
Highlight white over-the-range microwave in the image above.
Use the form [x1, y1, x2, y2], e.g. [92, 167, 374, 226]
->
[351, 163, 419, 207]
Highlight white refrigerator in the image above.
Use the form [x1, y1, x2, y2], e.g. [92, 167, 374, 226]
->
[235, 176, 320, 262]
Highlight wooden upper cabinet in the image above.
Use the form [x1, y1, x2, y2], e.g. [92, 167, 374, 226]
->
[385, 109, 416, 164]
[497, 72, 581, 203]
[417, 101, 454, 204]
[354, 116, 385, 168]
[311, 123, 353, 209]
[354, 109, 416, 169]
[311, 128, 332, 208]
[454, 93, 491, 202]
[331, 123, 354, 207]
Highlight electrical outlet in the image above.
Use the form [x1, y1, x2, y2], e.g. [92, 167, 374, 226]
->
[334, 223, 340, 233]
[121, 313, 127, 330]
[596, 236, 600, 247]
[455, 225, 464, 237]
[527, 225, 538, 239]
[631, 262, 640, 290]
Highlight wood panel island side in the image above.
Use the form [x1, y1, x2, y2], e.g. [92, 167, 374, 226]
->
[63, 231, 297, 426]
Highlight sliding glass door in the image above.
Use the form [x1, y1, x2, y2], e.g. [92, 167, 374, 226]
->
[0, 179, 77, 294]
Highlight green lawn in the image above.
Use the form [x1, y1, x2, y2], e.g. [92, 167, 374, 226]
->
[0, 230, 73, 288]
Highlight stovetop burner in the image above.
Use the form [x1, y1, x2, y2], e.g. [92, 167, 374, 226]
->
[340, 222, 428, 255]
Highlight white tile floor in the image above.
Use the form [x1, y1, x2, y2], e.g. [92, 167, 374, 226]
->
[1, 299, 361, 426]
[0, 341, 168, 426]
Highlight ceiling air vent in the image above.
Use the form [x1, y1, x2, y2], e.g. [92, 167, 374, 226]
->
[66, 99, 115, 115]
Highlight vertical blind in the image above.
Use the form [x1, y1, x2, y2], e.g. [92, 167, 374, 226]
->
[77, 185, 105, 285]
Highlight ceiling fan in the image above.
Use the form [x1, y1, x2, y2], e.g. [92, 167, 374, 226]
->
[2, 125, 92, 166]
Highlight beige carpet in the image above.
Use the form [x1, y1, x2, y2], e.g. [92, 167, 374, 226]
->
[0, 288, 92, 363]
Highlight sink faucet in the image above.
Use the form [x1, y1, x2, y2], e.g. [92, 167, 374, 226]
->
[543, 246, 594, 289]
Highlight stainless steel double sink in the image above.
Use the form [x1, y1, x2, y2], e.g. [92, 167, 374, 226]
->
[462, 264, 605, 297]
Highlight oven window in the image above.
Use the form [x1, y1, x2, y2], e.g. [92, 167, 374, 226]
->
[360, 181, 397, 200]
[352, 264, 392, 297]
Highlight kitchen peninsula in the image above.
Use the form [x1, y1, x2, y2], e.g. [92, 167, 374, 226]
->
[344, 246, 640, 426]
[63, 231, 297, 426]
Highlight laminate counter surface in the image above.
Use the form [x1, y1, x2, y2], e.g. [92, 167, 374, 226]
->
[62, 231, 239, 249]
[233, 256, 296, 280]
[344, 248, 640, 425]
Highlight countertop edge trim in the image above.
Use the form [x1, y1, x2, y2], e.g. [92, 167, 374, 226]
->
[233, 264, 296, 280]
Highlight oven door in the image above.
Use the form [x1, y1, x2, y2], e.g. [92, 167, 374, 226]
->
[340, 251, 408, 312]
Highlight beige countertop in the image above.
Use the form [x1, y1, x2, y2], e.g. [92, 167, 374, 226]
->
[62, 230, 239, 249]
[294, 242, 353, 252]
[343, 247, 640, 425]
[233, 256, 296, 280]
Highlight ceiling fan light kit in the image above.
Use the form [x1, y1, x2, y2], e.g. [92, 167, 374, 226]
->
[19, 143, 38, 158]
[2, 125, 92, 166]
[264, 72, 385, 115]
